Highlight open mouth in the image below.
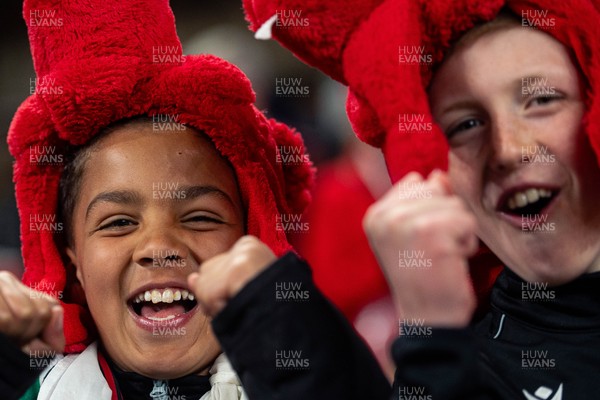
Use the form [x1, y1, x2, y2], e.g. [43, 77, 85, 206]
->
[128, 288, 198, 321]
[498, 187, 559, 217]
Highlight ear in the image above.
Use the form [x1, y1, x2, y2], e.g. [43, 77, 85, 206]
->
[66, 247, 85, 290]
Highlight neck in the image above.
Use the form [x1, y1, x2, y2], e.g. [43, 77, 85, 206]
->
[99, 348, 212, 400]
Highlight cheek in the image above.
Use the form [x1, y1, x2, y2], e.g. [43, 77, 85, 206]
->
[190, 228, 245, 261]
[543, 100, 585, 159]
[79, 243, 126, 299]
[448, 152, 480, 207]
[217, 226, 245, 251]
[547, 115, 580, 158]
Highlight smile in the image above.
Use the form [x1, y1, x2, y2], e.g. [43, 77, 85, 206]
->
[127, 286, 198, 332]
[498, 186, 559, 217]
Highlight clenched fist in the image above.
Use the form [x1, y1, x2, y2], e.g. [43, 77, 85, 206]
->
[363, 170, 479, 327]
[188, 236, 276, 317]
[0, 271, 65, 353]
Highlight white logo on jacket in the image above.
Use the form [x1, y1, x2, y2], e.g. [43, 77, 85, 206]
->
[523, 383, 563, 400]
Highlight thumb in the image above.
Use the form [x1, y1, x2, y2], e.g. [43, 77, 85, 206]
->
[428, 169, 453, 196]
[40, 305, 65, 353]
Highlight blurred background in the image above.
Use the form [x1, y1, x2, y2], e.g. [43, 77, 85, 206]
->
[0, 0, 395, 377]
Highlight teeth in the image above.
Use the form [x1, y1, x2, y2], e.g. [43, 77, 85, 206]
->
[506, 188, 553, 210]
[525, 188, 539, 203]
[147, 315, 176, 322]
[162, 289, 173, 304]
[539, 189, 552, 197]
[151, 290, 162, 304]
[507, 197, 516, 210]
[515, 192, 528, 208]
[133, 288, 194, 305]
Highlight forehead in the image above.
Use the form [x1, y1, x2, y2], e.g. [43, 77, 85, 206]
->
[430, 26, 577, 100]
[79, 123, 239, 199]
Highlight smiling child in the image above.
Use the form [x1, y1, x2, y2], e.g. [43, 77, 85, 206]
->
[1, 0, 316, 398]
[364, 6, 600, 400]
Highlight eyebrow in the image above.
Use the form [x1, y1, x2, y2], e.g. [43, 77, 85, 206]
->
[438, 99, 481, 116]
[177, 185, 236, 206]
[519, 75, 552, 87]
[85, 185, 236, 220]
[438, 76, 556, 116]
[86, 190, 143, 220]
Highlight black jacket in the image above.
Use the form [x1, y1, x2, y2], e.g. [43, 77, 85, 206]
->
[393, 269, 600, 399]
[213, 252, 392, 399]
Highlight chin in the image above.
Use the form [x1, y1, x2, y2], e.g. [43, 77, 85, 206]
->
[129, 353, 207, 379]
[485, 237, 580, 285]
[152, 342, 216, 375]
[136, 364, 194, 380]
[511, 257, 584, 286]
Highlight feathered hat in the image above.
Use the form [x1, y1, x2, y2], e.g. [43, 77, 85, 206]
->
[8, 0, 314, 353]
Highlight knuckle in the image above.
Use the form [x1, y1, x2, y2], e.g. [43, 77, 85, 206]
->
[401, 171, 422, 183]
[238, 235, 257, 246]
[410, 216, 436, 237]
[362, 208, 376, 232]
[0, 311, 11, 328]
[12, 304, 35, 321]
[35, 301, 53, 319]
[0, 271, 17, 288]
[231, 252, 251, 269]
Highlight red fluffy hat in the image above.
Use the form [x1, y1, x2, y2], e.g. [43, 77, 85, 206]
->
[8, 0, 313, 353]
[243, 0, 600, 309]
[243, 0, 600, 179]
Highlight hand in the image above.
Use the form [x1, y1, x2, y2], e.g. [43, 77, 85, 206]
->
[363, 170, 479, 327]
[188, 236, 276, 317]
[0, 271, 65, 353]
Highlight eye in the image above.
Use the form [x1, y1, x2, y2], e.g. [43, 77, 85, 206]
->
[446, 118, 484, 139]
[182, 213, 224, 227]
[528, 94, 563, 107]
[97, 217, 137, 231]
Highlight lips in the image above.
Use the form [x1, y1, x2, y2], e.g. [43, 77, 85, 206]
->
[127, 283, 198, 332]
[495, 184, 560, 228]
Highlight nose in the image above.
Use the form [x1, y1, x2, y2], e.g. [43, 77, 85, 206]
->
[133, 223, 190, 269]
[487, 115, 532, 174]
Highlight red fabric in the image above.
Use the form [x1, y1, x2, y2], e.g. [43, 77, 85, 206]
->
[9, 0, 314, 353]
[243, 0, 600, 185]
[243, 0, 600, 311]
[98, 350, 120, 400]
[295, 155, 503, 320]
[294, 156, 389, 322]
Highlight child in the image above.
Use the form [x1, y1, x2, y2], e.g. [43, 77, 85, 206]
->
[1, 0, 390, 399]
[5, 0, 307, 394]
[365, 9, 600, 399]
[243, 0, 600, 398]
